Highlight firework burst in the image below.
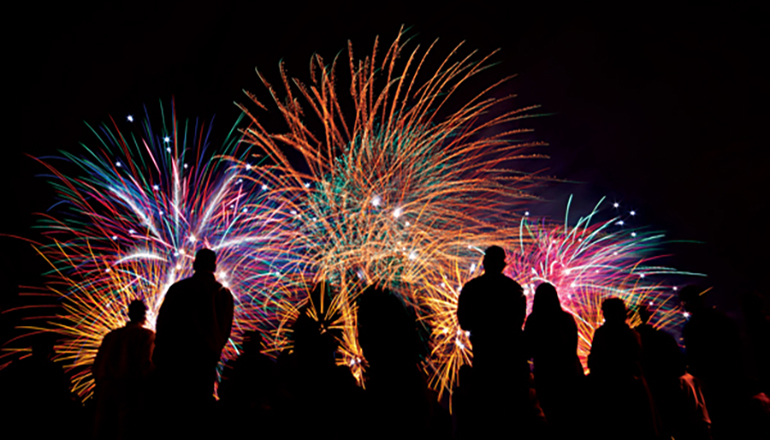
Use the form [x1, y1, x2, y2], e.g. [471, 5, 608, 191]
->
[16, 101, 298, 400]
[238, 29, 546, 370]
[416, 196, 703, 400]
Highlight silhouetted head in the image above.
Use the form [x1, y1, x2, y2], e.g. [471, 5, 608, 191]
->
[678, 285, 706, 313]
[533, 283, 562, 315]
[357, 286, 419, 369]
[127, 299, 147, 323]
[482, 245, 506, 274]
[637, 304, 652, 325]
[242, 330, 263, 353]
[601, 297, 628, 324]
[193, 248, 217, 273]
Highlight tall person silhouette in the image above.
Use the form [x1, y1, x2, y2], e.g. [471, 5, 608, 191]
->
[152, 248, 234, 436]
[457, 245, 529, 438]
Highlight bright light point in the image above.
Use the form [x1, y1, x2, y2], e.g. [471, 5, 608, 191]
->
[408, 251, 417, 260]
[683, 311, 691, 318]
[371, 195, 381, 207]
[222, 282, 229, 288]
[525, 211, 530, 216]
[153, 185, 159, 191]
[393, 207, 402, 218]
[465, 331, 470, 337]
[405, 221, 411, 227]
[304, 182, 311, 188]
[673, 286, 678, 291]
[218, 271, 227, 278]
[631, 232, 637, 237]
[176, 265, 181, 270]
[127, 115, 134, 122]
[639, 274, 645, 278]
[570, 283, 576, 288]
[613, 202, 620, 208]
[261, 185, 268, 191]
[163, 136, 170, 143]
[128, 229, 135, 234]
[105, 268, 111, 273]
[613, 251, 619, 256]
[470, 263, 476, 272]
[290, 210, 298, 215]
[245, 164, 252, 170]
[649, 301, 654, 306]
[188, 235, 196, 242]
[230, 204, 235, 209]
[630, 210, 636, 216]
[179, 249, 186, 255]
[242, 208, 248, 213]
[237, 179, 243, 184]
[184, 163, 188, 169]
[617, 220, 625, 226]
[442, 328, 448, 334]
[116, 161, 122, 168]
[166, 147, 172, 153]
[111, 235, 118, 240]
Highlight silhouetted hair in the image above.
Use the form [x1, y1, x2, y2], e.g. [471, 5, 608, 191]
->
[127, 299, 147, 322]
[482, 245, 506, 274]
[193, 248, 217, 273]
[601, 297, 627, 323]
[533, 282, 562, 314]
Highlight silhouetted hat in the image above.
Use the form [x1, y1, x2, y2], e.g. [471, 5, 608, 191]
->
[193, 248, 217, 272]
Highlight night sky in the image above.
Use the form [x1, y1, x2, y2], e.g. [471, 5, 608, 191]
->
[3, 2, 767, 343]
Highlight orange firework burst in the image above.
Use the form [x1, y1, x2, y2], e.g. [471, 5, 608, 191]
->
[238, 28, 545, 372]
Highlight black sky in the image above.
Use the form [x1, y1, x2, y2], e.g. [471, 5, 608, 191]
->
[3, 2, 768, 326]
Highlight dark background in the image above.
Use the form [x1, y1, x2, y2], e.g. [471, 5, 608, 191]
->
[3, 2, 767, 359]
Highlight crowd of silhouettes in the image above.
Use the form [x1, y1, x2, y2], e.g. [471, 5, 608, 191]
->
[1, 245, 768, 439]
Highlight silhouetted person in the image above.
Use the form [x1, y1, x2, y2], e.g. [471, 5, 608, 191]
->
[2, 334, 79, 438]
[152, 248, 234, 437]
[275, 282, 364, 438]
[524, 282, 584, 438]
[635, 305, 711, 439]
[588, 297, 658, 440]
[218, 330, 279, 437]
[358, 285, 449, 439]
[457, 246, 531, 438]
[679, 285, 762, 439]
[92, 299, 155, 440]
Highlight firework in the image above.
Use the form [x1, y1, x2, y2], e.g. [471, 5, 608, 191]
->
[17, 101, 299, 401]
[238, 29, 546, 370]
[416, 196, 703, 400]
